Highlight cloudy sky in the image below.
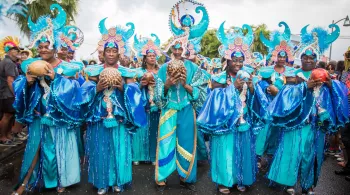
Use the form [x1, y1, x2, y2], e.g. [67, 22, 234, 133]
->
[1, 0, 349, 61]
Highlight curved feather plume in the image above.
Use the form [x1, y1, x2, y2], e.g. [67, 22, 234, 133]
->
[151, 33, 160, 47]
[50, 4, 66, 30]
[124, 22, 135, 40]
[300, 24, 310, 39]
[170, 19, 185, 36]
[279, 21, 291, 40]
[133, 34, 140, 48]
[216, 21, 227, 45]
[259, 31, 274, 49]
[189, 6, 209, 39]
[325, 23, 340, 44]
[98, 17, 108, 35]
[242, 24, 253, 46]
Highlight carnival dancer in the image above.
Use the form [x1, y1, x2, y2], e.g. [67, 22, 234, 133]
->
[82, 17, 147, 194]
[12, 4, 85, 194]
[132, 34, 162, 165]
[153, 0, 209, 191]
[253, 22, 296, 158]
[197, 22, 258, 193]
[266, 23, 348, 195]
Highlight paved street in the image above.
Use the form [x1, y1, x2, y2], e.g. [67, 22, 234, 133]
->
[0, 150, 349, 195]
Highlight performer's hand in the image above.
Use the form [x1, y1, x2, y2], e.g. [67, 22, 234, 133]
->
[179, 73, 187, 86]
[307, 78, 322, 89]
[267, 85, 279, 96]
[148, 78, 156, 87]
[88, 76, 98, 82]
[140, 76, 149, 88]
[247, 76, 254, 93]
[44, 63, 55, 80]
[113, 82, 124, 92]
[113, 76, 124, 92]
[96, 79, 108, 92]
[234, 77, 244, 90]
[180, 69, 187, 86]
[26, 73, 37, 86]
[324, 74, 333, 88]
[165, 72, 180, 89]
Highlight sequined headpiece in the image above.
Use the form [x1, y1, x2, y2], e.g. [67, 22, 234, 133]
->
[59, 25, 84, 51]
[27, 4, 66, 50]
[97, 17, 135, 57]
[164, 0, 209, 59]
[260, 22, 294, 63]
[133, 34, 162, 61]
[294, 24, 340, 62]
[216, 22, 253, 64]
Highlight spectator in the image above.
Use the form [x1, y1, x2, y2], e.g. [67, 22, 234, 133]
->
[57, 46, 68, 61]
[335, 62, 350, 181]
[98, 49, 105, 64]
[327, 60, 337, 74]
[336, 61, 345, 80]
[20, 49, 32, 61]
[89, 60, 97, 65]
[345, 47, 350, 71]
[317, 61, 327, 69]
[0, 41, 22, 146]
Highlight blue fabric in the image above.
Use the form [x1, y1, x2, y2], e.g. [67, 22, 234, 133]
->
[159, 149, 176, 166]
[176, 105, 197, 183]
[155, 105, 197, 183]
[86, 121, 132, 189]
[16, 118, 42, 190]
[197, 84, 241, 135]
[12, 76, 42, 124]
[124, 83, 148, 131]
[210, 130, 257, 187]
[48, 74, 85, 125]
[211, 71, 227, 85]
[265, 77, 348, 190]
[197, 75, 257, 187]
[331, 80, 349, 128]
[83, 81, 146, 189]
[77, 73, 85, 86]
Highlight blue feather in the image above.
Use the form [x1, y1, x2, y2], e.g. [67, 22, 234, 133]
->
[6, 2, 28, 17]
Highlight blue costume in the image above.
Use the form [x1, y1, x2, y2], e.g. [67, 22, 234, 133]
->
[132, 34, 162, 163]
[83, 18, 147, 192]
[197, 22, 257, 189]
[266, 23, 348, 192]
[13, 4, 84, 191]
[154, 0, 209, 184]
[253, 22, 296, 156]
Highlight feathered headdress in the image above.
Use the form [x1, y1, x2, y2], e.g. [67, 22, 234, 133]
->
[164, 0, 209, 59]
[27, 4, 67, 50]
[59, 25, 84, 51]
[0, 1, 28, 20]
[294, 23, 340, 61]
[133, 34, 162, 61]
[0, 36, 20, 58]
[260, 21, 294, 63]
[216, 21, 254, 64]
[96, 17, 135, 57]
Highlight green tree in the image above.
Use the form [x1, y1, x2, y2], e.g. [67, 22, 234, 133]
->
[251, 24, 270, 56]
[7, 0, 79, 37]
[199, 29, 221, 58]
